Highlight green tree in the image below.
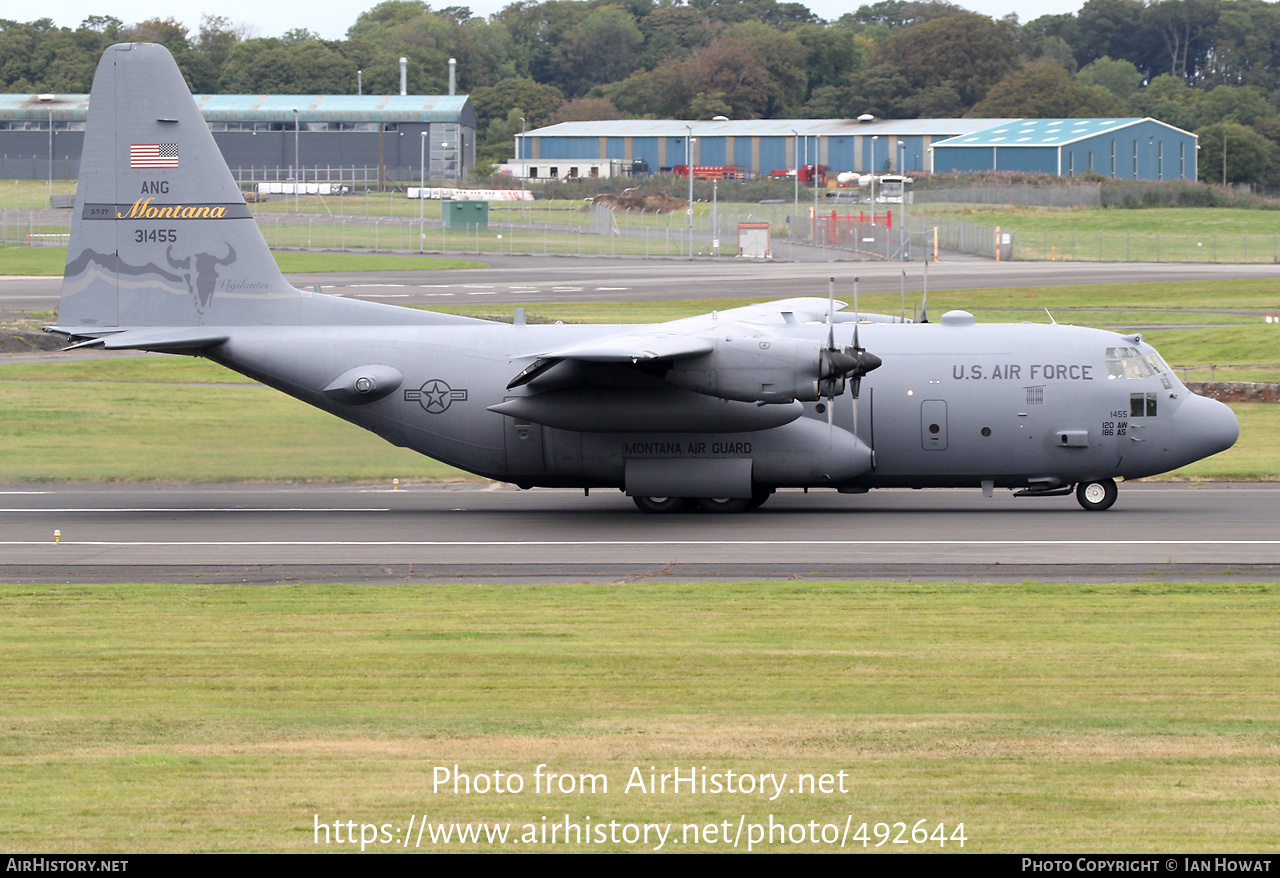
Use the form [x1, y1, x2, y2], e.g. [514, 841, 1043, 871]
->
[548, 95, 626, 123]
[726, 21, 808, 113]
[1202, 0, 1280, 92]
[469, 76, 564, 128]
[1128, 73, 1205, 131]
[791, 22, 869, 98]
[1199, 85, 1273, 127]
[969, 64, 1125, 117]
[846, 62, 912, 118]
[679, 36, 776, 117]
[639, 6, 719, 69]
[1072, 0, 1150, 70]
[548, 5, 644, 97]
[686, 0, 819, 30]
[1196, 120, 1270, 184]
[1076, 56, 1143, 100]
[347, 1, 431, 40]
[1143, 0, 1220, 81]
[872, 11, 1019, 108]
[595, 63, 689, 117]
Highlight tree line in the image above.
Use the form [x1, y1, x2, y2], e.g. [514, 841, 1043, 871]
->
[2, 0, 1279, 186]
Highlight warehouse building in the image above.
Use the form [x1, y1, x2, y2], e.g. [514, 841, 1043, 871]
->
[930, 118, 1196, 180]
[509, 116, 1196, 182]
[0, 92, 477, 183]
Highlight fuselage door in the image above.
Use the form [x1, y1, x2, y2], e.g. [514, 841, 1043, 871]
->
[502, 396, 545, 475]
[921, 399, 948, 451]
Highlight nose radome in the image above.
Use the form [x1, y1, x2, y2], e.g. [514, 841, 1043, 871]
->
[1173, 394, 1239, 464]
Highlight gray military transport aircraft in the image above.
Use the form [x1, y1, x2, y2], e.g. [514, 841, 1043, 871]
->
[48, 44, 1239, 513]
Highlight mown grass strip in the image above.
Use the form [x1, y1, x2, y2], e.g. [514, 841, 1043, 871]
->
[1, 581, 1277, 852]
[0, 248, 484, 277]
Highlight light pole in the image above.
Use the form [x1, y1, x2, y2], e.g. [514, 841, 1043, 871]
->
[292, 108, 300, 213]
[420, 131, 427, 252]
[685, 124, 694, 258]
[897, 140, 906, 262]
[520, 116, 526, 221]
[792, 129, 799, 258]
[38, 94, 53, 202]
[870, 135, 878, 224]
[1223, 131, 1228, 186]
[813, 133, 820, 247]
[712, 178, 718, 258]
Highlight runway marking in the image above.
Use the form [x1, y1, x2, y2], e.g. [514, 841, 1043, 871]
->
[0, 508, 391, 514]
[347, 284, 410, 288]
[4, 539, 1278, 547]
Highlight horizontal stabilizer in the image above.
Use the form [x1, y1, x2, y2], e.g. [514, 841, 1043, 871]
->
[54, 327, 229, 353]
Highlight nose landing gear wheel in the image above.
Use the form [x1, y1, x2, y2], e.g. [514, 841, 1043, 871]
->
[1076, 479, 1118, 511]
[632, 496, 689, 514]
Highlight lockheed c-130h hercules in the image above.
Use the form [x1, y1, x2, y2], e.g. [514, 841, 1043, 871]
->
[48, 43, 1239, 513]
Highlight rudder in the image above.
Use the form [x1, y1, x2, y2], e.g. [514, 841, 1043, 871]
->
[57, 43, 298, 330]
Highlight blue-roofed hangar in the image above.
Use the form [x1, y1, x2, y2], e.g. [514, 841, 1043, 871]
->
[0, 93, 477, 182]
[508, 117, 1196, 182]
[931, 118, 1196, 180]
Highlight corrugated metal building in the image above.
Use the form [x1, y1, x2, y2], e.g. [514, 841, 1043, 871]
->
[931, 118, 1197, 180]
[512, 116, 1197, 181]
[0, 93, 477, 182]
[512, 118, 1007, 179]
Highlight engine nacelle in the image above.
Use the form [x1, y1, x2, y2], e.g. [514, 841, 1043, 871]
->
[664, 335, 824, 403]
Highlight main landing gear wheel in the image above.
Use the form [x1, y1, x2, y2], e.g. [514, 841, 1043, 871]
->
[697, 497, 752, 514]
[747, 488, 775, 510]
[632, 496, 688, 514]
[1076, 479, 1118, 511]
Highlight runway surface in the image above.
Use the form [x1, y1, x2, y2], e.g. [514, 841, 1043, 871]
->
[1, 482, 1276, 584]
[4, 258, 1279, 313]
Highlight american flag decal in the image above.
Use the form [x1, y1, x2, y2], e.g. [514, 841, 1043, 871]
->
[130, 143, 179, 169]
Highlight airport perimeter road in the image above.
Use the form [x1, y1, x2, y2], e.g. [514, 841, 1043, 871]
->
[4, 259, 1280, 313]
[294, 259, 1280, 308]
[1, 482, 1277, 584]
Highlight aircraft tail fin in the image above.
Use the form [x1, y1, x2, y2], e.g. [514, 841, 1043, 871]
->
[52, 43, 480, 337]
[54, 43, 301, 332]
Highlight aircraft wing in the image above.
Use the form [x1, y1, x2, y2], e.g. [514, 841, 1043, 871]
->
[507, 297, 840, 388]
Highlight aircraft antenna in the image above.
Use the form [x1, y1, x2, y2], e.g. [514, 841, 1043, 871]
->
[920, 258, 929, 324]
[1045, 308, 1057, 325]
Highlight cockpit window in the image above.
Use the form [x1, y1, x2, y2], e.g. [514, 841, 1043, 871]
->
[1106, 347, 1169, 380]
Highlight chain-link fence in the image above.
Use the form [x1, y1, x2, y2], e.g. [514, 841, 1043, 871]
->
[0, 157, 81, 181]
[1010, 228, 1280, 263]
[7, 200, 1280, 264]
[914, 185, 1103, 208]
[0, 209, 72, 246]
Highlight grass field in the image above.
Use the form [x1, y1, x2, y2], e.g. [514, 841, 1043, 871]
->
[921, 205, 1280, 236]
[0, 247, 485, 277]
[1, 581, 1277, 852]
[0, 179, 76, 210]
[916, 205, 1280, 263]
